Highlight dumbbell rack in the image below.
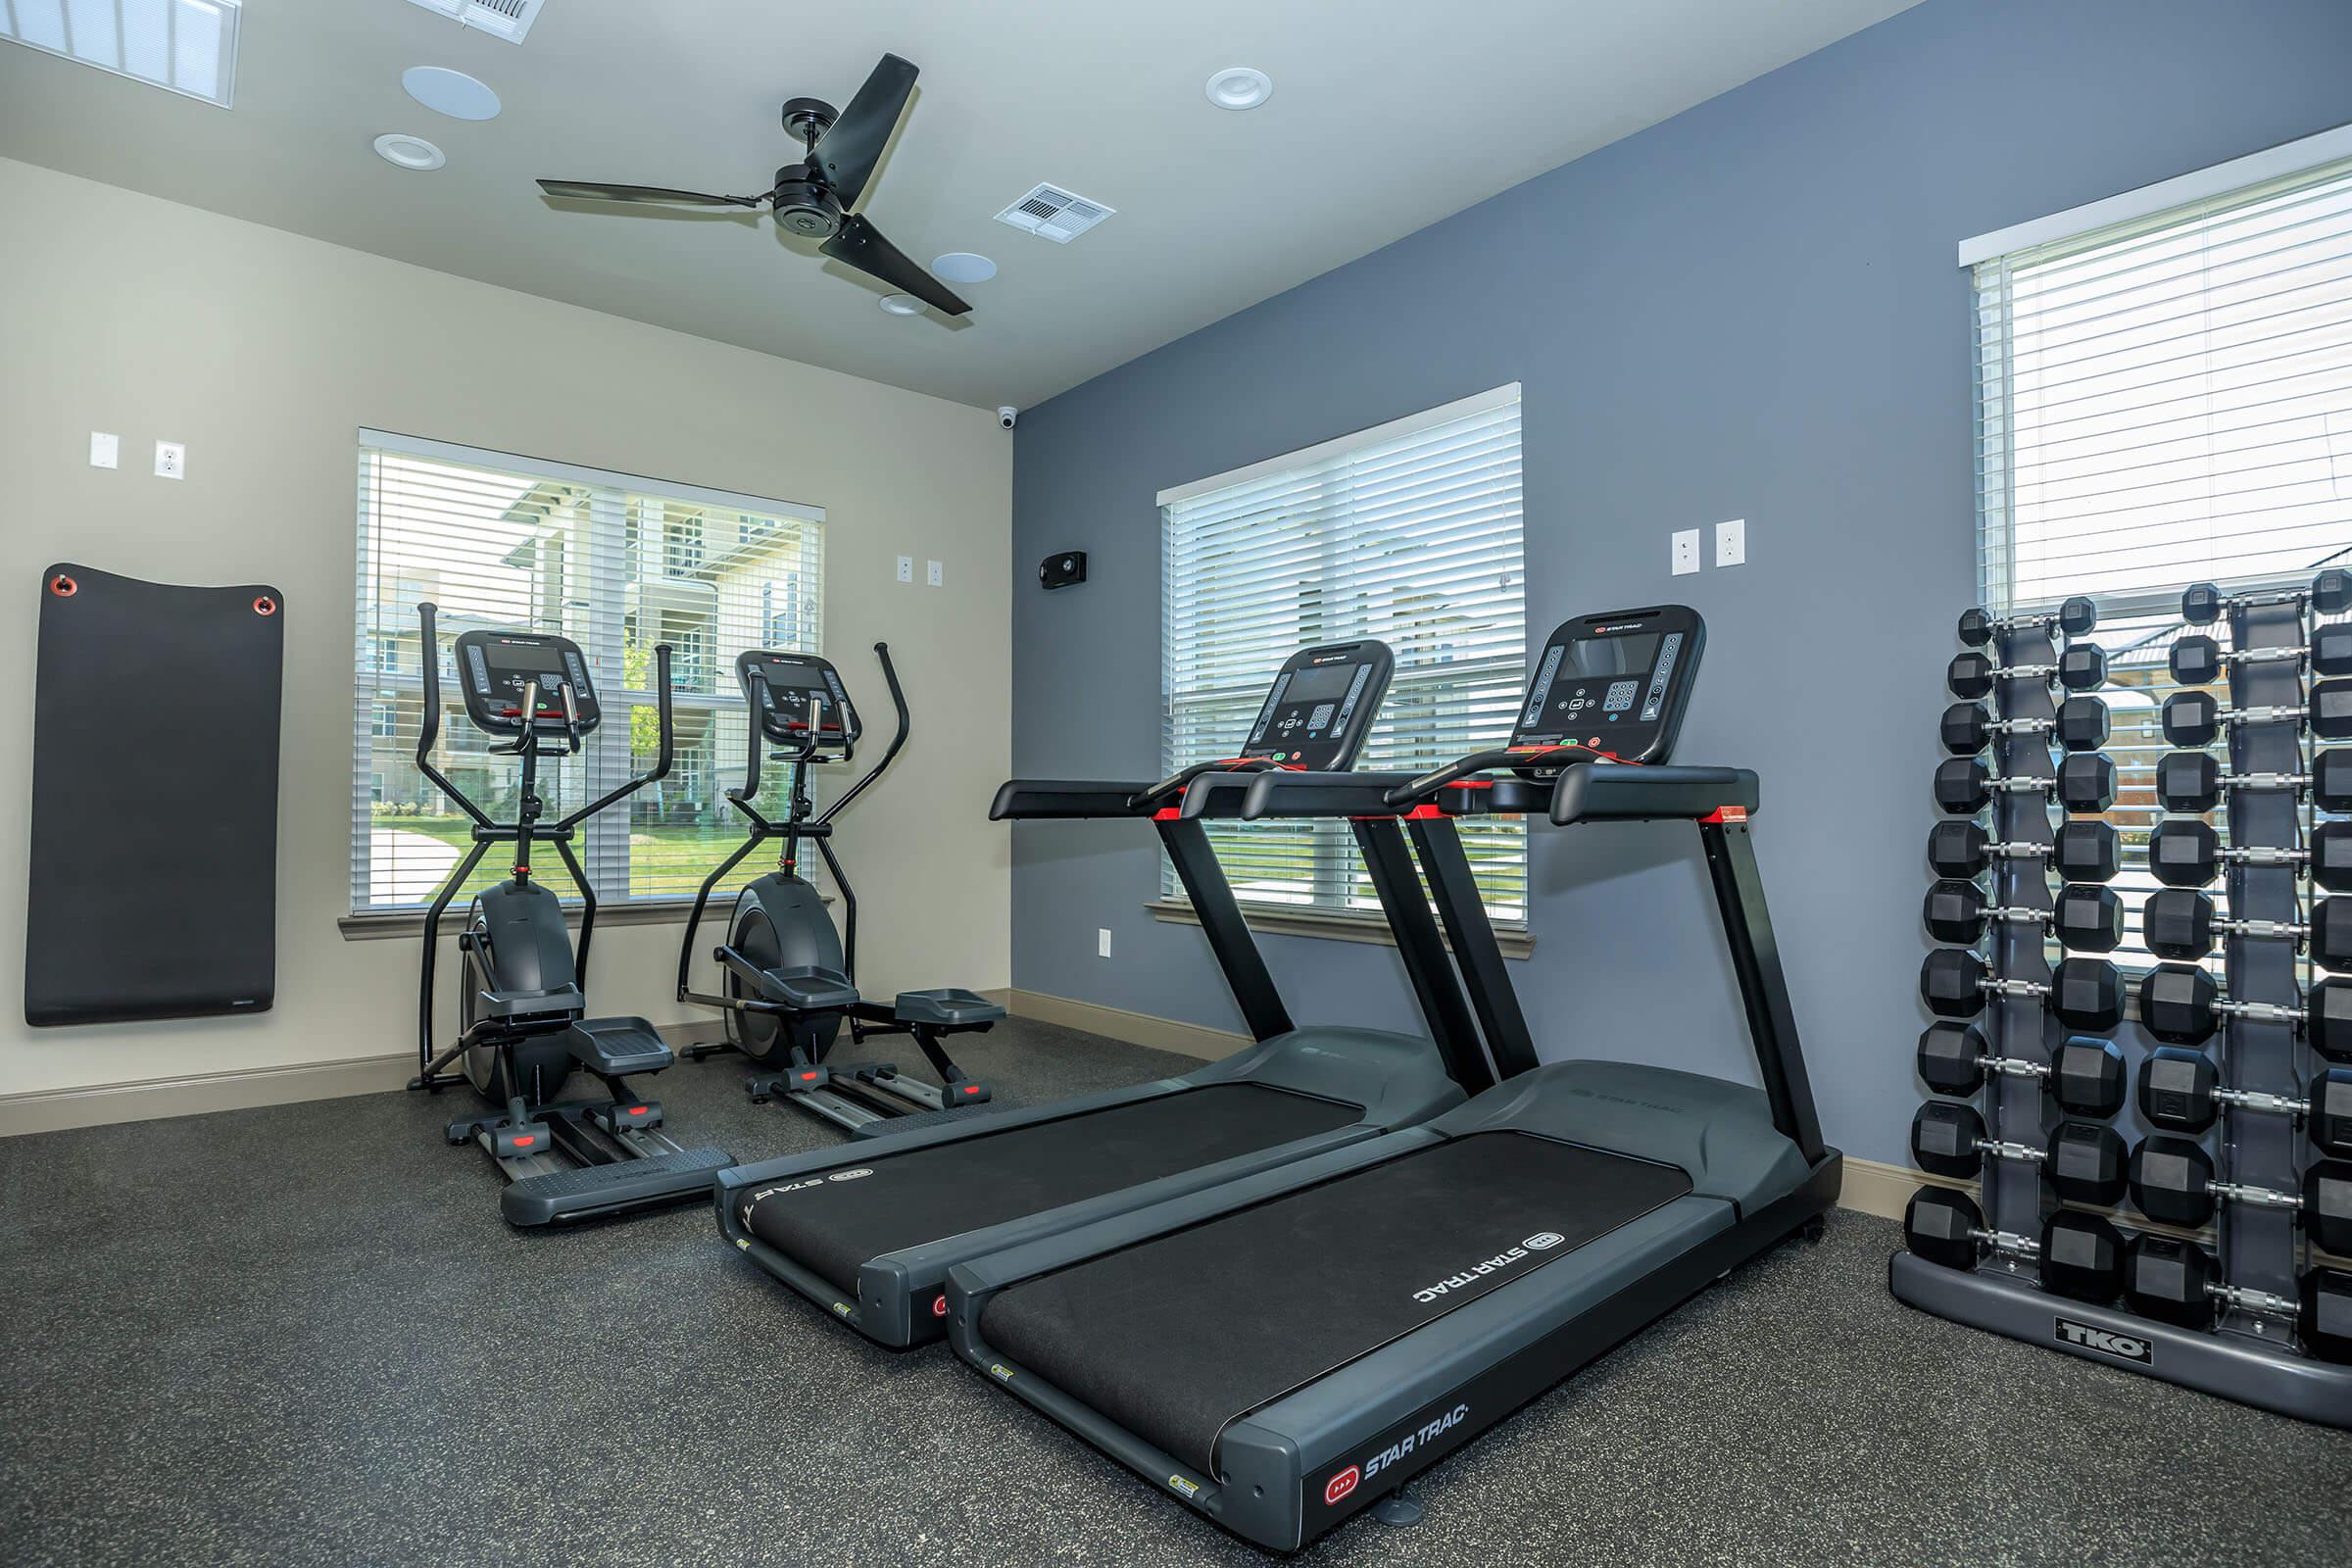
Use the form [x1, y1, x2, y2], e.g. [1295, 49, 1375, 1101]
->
[1891, 588, 2352, 1425]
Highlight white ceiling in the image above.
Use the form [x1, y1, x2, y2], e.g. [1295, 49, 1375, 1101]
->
[0, 0, 1915, 409]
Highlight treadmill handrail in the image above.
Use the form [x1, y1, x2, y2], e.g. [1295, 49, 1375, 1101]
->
[990, 779, 1163, 820]
[1235, 769, 1423, 820]
[1549, 762, 1758, 824]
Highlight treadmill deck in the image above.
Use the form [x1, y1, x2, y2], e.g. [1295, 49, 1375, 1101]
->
[739, 1082, 1363, 1293]
[978, 1130, 1692, 1473]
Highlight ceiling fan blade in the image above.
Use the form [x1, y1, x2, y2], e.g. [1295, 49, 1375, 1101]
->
[538, 179, 764, 209]
[819, 215, 971, 316]
[810, 53, 918, 208]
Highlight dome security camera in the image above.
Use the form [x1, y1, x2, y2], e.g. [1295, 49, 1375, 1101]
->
[997, 406, 1018, 429]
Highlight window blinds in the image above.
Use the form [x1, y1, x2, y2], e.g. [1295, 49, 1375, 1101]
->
[1159, 387, 1528, 922]
[1974, 152, 2352, 615]
[352, 432, 823, 915]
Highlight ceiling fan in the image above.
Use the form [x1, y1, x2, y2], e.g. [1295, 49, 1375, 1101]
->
[538, 52, 969, 317]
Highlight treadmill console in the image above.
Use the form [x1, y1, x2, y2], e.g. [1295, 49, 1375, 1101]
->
[1510, 605, 1704, 769]
[738, 649, 860, 749]
[454, 629, 601, 736]
[1240, 640, 1394, 771]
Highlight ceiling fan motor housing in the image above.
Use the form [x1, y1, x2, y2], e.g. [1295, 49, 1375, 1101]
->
[771, 164, 843, 236]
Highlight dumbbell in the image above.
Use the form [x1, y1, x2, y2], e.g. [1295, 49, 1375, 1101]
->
[2180, 568, 2352, 625]
[2169, 624, 2352, 685]
[2138, 887, 2352, 965]
[2135, 964, 2308, 1046]
[2120, 1235, 2302, 1330]
[1920, 950, 2126, 1031]
[2136, 1046, 2352, 1155]
[1915, 1023, 2126, 1117]
[2306, 1268, 2352, 1364]
[1922, 879, 2124, 953]
[2152, 752, 2343, 814]
[1947, 644, 2109, 699]
[1940, 698, 2111, 756]
[2144, 818, 2352, 889]
[2313, 978, 2352, 1064]
[1927, 819, 2119, 883]
[2161, 685, 2352, 746]
[1934, 754, 2117, 815]
[2128, 1138, 2352, 1252]
[1902, 1187, 2124, 1303]
[1958, 597, 2097, 648]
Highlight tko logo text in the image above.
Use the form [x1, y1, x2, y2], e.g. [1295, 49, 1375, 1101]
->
[2054, 1317, 2152, 1364]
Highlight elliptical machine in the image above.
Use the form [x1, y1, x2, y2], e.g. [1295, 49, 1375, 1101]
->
[677, 642, 1004, 1136]
[408, 602, 732, 1226]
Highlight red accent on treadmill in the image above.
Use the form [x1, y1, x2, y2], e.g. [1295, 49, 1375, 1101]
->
[1702, 806, 1750, 823]
[933, 1295, 949, 1318]
[1324, 1466, 1360, 1506]
[1400, 804, 1447, 819]
[1152, 808, 1183, 821]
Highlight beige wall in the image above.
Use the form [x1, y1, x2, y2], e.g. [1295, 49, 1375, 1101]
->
[0, 157, 1012, 1107]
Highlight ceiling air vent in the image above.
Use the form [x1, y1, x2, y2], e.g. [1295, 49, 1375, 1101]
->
[403, 0, 546, 44]
[993, 183, 1115, 245]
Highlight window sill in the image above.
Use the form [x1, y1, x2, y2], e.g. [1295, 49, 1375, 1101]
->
[339, 893, 829, 942]
[1145, 898, 1535, 958]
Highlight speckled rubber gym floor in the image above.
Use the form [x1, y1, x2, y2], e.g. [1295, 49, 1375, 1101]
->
[6, 1017, 2348, 1567]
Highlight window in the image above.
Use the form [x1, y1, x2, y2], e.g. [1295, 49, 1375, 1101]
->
[1158, 385, 1527, 924]
[351, 432, 824, 917]
[1966, 127, 2352, 969]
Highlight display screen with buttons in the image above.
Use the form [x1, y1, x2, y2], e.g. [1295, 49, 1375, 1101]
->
[739, 650, 862, 748]
[1507, 606, 1703, 769]
[1240, 641, 1394, 772]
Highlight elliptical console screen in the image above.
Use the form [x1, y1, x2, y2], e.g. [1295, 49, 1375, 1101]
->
[737, 650, 860, 747]
[454, 630, 601, 735]
[1509, 605, 1704, 768]
[1240, 640, 1395, 772]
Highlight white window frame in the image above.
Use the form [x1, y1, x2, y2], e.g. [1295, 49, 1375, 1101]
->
[349, 429, 824, 921]
[1155, 385, 1529, 932]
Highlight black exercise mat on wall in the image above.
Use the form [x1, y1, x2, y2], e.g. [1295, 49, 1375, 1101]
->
[25, 564, 285, 1026]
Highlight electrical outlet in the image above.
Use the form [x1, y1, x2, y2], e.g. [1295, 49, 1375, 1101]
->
[1671, 528, 1700, 576]
[89, 432, 119, 469]
[926, 559, 944, 588]
[154, 441, 185, 480]
[895, 555, 913, 583]
[1098, 928, 1112, 958]
[1715, 517, 1746, 567]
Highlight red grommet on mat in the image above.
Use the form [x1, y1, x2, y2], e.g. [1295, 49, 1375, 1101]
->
[49, 574, 77, 597]
[253, 595, 277, 616]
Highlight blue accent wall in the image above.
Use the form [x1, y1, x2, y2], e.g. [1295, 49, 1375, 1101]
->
[1007, 0, 2352, 1165]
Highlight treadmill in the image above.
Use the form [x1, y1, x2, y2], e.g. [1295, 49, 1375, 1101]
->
[946, 606, 1841, 1551]
[711, 638, 1489, 1347]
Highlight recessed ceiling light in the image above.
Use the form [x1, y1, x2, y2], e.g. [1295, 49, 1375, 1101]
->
[402, 65, 501, 121]
[931, 252, 998, 284]
[1205, 67, 1272, 111]
[878, 294, 925, 317]
[373, 133, 448, 172]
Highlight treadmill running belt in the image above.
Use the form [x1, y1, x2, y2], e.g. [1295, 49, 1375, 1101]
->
[740, 1084, 1363, 1294]
[980, 1132, 1692, 1474]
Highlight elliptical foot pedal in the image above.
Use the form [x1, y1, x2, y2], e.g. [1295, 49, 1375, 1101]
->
[499, 1146, 734, 1227]
[491, 1121, 553, 1157]
[751, 1063, 832, 1102]
[564, 1016, 676, 1076]
[592, 1099, 663, 1132]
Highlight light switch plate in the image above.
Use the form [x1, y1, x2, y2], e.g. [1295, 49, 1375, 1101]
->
[895, 555, 913, 583]
[1671, 528, 1700, 576]
[1716, 517, 1746, 567]
[926, 559, 944, 587]
[90, 432, 120, 469]
[1098, 927, 1112, 958]
[155, 440, 185, 479]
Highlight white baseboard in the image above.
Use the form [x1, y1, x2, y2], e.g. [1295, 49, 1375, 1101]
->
[1003, 989, 1252, 1062]
[0, 1053, 416, 1137]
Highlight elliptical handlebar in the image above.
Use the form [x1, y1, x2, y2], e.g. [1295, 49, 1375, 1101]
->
[413, 602, 493, 830]
[554, 643, 674, 830]
[812, 641, 911, 828]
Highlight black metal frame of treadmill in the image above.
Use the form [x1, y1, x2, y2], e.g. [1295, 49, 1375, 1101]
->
[946, 763, 1841, 1550]
[711, 774, 1480, 1347]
